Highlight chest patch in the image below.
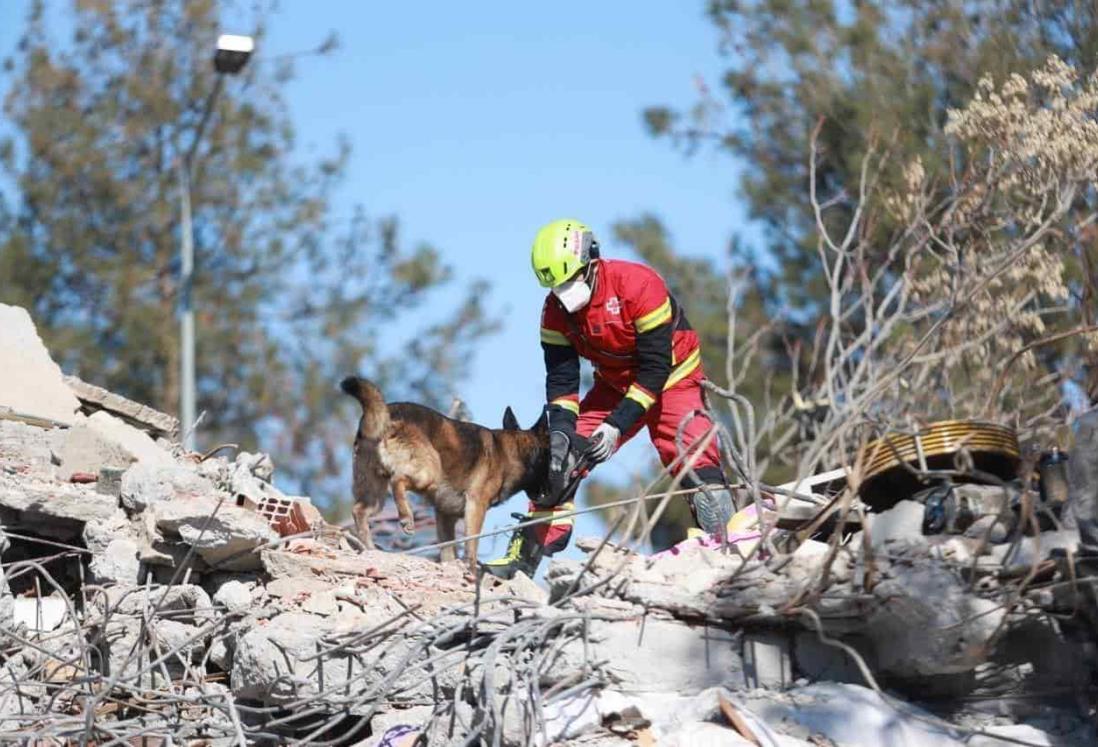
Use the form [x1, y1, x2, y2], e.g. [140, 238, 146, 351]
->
[605, 296, 621, 315]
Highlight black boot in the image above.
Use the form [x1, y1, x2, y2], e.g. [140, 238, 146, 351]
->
[686, 466, 735, 537]
[482, 514, 547, 580]
[691, 487, 735, 536]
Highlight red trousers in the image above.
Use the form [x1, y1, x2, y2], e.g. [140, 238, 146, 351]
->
[528, 375, 722, 551]
[576, 375, 722, 473]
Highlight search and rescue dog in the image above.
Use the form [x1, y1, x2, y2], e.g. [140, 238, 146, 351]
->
[340, 376, 550, 573]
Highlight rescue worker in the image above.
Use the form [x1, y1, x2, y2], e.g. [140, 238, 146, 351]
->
[484, 218, 735, 579]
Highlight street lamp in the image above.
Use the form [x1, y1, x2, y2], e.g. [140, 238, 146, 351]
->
[179, 34, 254, 452]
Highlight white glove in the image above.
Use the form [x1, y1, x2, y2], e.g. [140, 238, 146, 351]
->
[586, 422, 621, 464]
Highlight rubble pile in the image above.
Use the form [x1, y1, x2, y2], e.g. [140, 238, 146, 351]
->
[1, 301, 1095, 745]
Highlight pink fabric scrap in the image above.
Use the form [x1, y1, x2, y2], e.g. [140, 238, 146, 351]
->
[652, 503, 767, 559]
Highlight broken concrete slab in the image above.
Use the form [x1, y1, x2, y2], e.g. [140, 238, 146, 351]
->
[743, 630, 793, 689]
[301, 588, 340, 616]
[230, 611, 370, 703]
[553, 618, 743, 694]
[11, 597, 70, 632]
[496, 570, 549, 605]
[966, 724, 1075, 747]
[153, 496, 278, 571]
[793, 631, 871, 684]
[88, 537, 142, 585]
[150, 619, 206, 665]
[91, 584, 214, 628]
[661, 724, 755, 746]
[120, 462, 214, 512]
[207, 633, 233, 672]
[212, 579, 253, 614]
[865, 562, 1005, 678]
[0, 304, 80, 425]
[0, 482, 118, 525]
[742, 682, 964, 746]
[85, 411, 175, 469]
[234, 451, 274, 483]
[0, 420, 64, 476]
[55, 423, 137, 481]
[64, 374, 179, 439]
[991, 529, 1079, 568]
[866, 499, 925, 547]
[83, 509, 134, 554]
[964, 514, 1010, 543]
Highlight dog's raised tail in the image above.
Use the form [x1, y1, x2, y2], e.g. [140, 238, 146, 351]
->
[340, 376, 389, 440]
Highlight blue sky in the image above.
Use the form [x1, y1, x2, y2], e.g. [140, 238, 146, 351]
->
[0, 1, 753, 560]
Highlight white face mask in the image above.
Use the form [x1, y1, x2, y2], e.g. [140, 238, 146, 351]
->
[553, 278, 592, 313]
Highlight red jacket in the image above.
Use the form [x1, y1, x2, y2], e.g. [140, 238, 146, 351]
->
[540, 259, 703, 432]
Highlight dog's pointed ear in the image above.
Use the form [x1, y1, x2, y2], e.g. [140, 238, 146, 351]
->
[502, 406, 520, 431]
[532, 409, 548, 433]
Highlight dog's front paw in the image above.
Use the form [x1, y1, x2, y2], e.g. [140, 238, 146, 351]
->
[400, 519, 415, 535]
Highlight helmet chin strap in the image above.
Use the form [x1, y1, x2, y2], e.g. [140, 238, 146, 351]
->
[584, 258, 599, 293]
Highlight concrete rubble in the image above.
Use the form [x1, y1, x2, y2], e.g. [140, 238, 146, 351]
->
[1, 302, 1096, 745]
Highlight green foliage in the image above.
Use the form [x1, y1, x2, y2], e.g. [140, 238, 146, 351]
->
[0, 0, 496, 514]
[647, 0, 1098, 315]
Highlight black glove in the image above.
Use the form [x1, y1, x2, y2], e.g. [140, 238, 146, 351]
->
[544, 430, 590, 507]
[548, 430, 573, 501]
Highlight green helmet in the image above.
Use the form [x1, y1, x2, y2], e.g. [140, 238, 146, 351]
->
[530, 218, 596, 288]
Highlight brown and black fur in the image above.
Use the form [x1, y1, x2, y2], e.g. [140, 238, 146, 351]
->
[340, 376, 549, 572]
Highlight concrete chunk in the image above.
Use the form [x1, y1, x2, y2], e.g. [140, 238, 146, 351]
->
[0, 484, 118, 524]
[88, 537, 142, 585]
[212, 579, 253, 614]
[64, 375, 179, 438]
[866, 499, 925, 546]
[553, 618, 743, 694]
[121, 462, 214, 512]
[743, 630, 793, 689]
[56, 423, 136, 480]
[154, 496, 278, 571]
[743, 683, 965, 745]
[0, 420, 63, 475]
[85, 411, 174, 469]
[230, 611, 367, 702]
[0, 304, 80, 425]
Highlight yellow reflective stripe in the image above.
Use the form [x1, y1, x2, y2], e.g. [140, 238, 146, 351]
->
[551, 397, 579, 415]
[635, 298, 672, 333]
[625, 384, 656, 411]
[541, 331, 570, 345]
[531, 502, 575, 526]
[540, 327, 570, 346]
[664, 348, 701, 390]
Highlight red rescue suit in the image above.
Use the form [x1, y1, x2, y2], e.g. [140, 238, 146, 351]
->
[531, 258, 723, 550]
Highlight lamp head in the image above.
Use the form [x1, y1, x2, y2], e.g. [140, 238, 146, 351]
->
[214, 34, 254, 74]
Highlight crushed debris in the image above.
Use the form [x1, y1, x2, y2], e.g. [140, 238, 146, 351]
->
[0, 302, 1096, 745]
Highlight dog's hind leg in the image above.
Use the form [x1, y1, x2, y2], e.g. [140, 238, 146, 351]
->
[436, 512, 459, 563]
[392, 478, 415, 535]
[352, 499, 379, 550]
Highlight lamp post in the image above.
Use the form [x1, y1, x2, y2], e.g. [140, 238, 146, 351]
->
[179, 34, 254, 451]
